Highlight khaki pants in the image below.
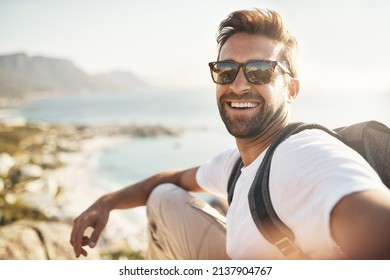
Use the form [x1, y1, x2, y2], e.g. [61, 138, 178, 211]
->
[146, 184, 229, 260]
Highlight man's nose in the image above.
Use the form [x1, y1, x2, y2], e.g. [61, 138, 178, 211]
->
[229, 68, 251, 94]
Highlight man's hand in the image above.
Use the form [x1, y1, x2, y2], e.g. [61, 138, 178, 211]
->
[70, 199, 110, 258]
[69, 167, 201, 258]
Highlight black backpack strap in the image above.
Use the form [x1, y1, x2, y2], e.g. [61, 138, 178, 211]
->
[248, 122, 340, 259]
[227, 156, 244, 205]
[248, 122, 304, 259]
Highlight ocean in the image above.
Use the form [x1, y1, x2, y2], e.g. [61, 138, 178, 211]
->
[17, 87, 390, 189]
[19, 88, 235, 189]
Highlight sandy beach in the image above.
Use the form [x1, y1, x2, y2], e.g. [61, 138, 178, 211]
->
[49, 135, 148, 254]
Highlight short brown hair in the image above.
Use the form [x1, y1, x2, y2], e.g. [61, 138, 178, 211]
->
[216, 9, 298, 78]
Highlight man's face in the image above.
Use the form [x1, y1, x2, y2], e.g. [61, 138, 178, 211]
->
[216, 32, 292, 139]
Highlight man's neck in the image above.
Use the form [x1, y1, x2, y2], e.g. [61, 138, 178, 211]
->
[236, 118, 291, 166]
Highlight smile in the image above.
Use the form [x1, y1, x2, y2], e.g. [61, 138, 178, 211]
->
[229, 102, 258, 109]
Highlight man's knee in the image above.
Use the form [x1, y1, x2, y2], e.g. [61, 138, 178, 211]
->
[146, 184, 228, 260]
[147, 183, 186, 209]
[147, 184, 226, 224]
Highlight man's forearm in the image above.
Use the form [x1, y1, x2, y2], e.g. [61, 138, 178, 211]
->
[98, 167, 201, 211]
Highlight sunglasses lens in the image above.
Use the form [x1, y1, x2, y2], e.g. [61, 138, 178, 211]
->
[244, 61, 274, 85]
[210, 62, 238, 84]
[209, 60, 277, 85]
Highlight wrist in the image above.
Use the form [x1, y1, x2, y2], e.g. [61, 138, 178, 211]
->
[96, 193, 116, 212]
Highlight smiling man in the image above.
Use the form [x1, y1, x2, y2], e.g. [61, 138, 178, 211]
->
[70, 8, 390, 260]
[212, 31, 298, 164]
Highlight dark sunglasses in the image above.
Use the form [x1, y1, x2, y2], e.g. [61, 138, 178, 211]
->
[208, 60, 291, 85]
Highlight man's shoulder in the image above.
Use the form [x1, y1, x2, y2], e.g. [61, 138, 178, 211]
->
[270, 126, 380, 187]
[198, 146, 240, 176]
[196, 146, 240, 196]
[273, 127, 363, 169]
[210, 146, 240, 163]
[279, 128, 344, 151]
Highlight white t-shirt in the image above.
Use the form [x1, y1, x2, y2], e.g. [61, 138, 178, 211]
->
[196, 129, 388, 259]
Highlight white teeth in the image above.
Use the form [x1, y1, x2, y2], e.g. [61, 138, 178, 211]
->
[231, 102, 257, 108]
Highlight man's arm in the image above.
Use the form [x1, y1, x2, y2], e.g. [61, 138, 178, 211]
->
[70, 166, 201, 258]
[330, 190, 390, 259]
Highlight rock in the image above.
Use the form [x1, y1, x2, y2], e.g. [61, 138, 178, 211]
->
[0, 220, 101, 260]
[20, 163, 43, 179]
[0, 153, 15, 176]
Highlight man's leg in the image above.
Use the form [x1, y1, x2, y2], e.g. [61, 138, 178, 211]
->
[146, 184, 229, 260]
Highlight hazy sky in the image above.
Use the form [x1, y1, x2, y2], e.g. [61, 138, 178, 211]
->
[1, 0, 390, 93]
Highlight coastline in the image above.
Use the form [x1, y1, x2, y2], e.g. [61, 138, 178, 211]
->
[49, 134, 148, 254]
[0, 105, 183, 258]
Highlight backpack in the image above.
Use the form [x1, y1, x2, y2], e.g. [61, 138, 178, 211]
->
[227, 120, 390, 259]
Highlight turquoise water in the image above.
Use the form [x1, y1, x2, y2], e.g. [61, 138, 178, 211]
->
[98, 129, 235, 189]
[19, 88, 235, 189]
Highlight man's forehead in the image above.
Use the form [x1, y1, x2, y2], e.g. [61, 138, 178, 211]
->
[219, 33, 283, 60]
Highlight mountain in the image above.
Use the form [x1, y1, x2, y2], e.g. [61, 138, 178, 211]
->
[0, 53, 147, 98]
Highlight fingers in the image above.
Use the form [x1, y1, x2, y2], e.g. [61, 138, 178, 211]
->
[70, 217, 87, 258]
[76, 236, 93, 258]
[80, 236, 90, 257]
[69, 200, 110, 258]
[80, 247, 88, 257]
[88, 221, 105, 248]
[70, 217, 94, 257]
[70, 211, 109, 258]
[81, 236, 90, 246]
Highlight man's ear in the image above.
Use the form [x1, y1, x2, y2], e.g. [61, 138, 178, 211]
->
[287, 78, 300, 103]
